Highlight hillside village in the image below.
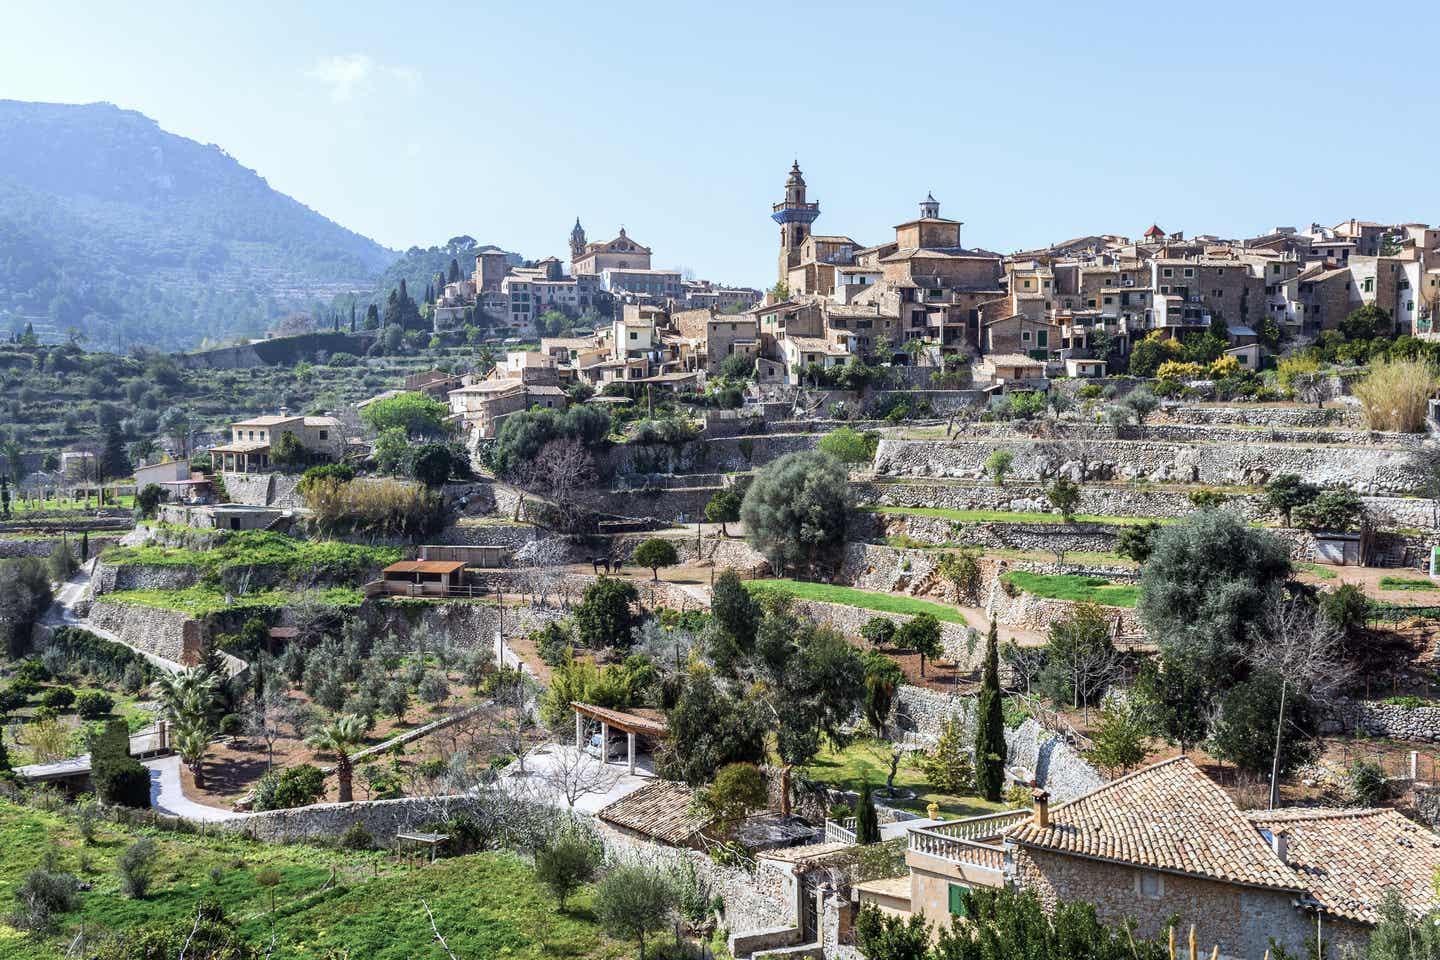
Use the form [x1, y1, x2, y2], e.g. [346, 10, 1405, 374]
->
[8, 165, 1440, 959]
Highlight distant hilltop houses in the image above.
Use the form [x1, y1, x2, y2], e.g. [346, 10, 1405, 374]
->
[428, 229, 761, 337]
[412, 161, 1440, 456]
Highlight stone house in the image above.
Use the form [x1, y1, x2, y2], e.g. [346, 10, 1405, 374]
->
[209, 412, 344, 473]
[671, 308, 760, 373]
[883, 757, 1440, 958]
[983, 314, 1062, 359]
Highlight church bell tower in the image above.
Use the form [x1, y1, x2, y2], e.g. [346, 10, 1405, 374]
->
[771, 160, 820, 287]
[569, 218, 587, 263]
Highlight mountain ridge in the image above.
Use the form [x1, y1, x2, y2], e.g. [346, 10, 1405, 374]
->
[0, 99, 398, 349]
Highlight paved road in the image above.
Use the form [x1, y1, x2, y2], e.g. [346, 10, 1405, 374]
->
[144, 755, 249, 822]
[41, 563, 189, 674]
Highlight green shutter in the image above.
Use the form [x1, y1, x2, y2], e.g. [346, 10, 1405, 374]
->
[948, 883, 968, 916]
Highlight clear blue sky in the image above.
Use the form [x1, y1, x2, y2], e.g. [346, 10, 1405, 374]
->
[4, 1, 1436, 288]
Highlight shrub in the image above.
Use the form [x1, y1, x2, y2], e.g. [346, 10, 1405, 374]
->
[818, 427, 880, 465]
[535, 824, 603, 911]
[1292, 489, 1365, 532]
[10, 863, 79, 933]
[338, 821, 376, 850]
[117, 838, 158, 899]
[1047, 477, 1081, 521]
[74, 691, 114, 719]
[1155, 360, 1203, 382]
[923, 718, 973, 794]
[254, 763, 326, 811]
[860, 616, 896, 649]
[985, 450, 1014, 485]
[1208, 355, 1241, 378]
[1352, 356, 1437, 432]
[1277, 355, 1320, 390]
[1347, 760, 1387, 806]
[594, 864, 678, 958]
[41, 686, 76, 710]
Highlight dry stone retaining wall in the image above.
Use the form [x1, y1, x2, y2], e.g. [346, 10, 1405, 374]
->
[856, 480, 1440, 532]
[87, 600, 199, 665]
[1323, 699, 1440, 742]
[890, 686, 1104, 803]
[874, 437, 1431, 496]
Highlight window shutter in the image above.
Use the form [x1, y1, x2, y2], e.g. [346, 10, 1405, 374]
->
[948, 883, 968, 916]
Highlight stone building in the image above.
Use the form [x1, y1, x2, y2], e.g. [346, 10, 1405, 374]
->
[885, 757, 1438, 958]
[208, 412, 344, 473]
[671, 307, 760, 373]
[571, 225, 653, 276]
[773, 161, 822, 284]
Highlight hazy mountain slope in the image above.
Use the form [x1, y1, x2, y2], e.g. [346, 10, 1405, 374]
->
[0, 100, 396, 349]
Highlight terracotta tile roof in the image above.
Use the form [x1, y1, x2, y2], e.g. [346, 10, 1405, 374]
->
[1006, 757, 1303, 892]
[570, 702, 668, 737]
[598, 780, 707, 845]
[1247, 807, 1440, 924]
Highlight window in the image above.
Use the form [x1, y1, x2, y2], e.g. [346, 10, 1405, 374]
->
[1160, 285, 1169, 294]
[318, 430, 328, 440]
[1184, 268, 1194, 278]
[1037, 331, 1049, 347]
[1273, 264, 1282, 274]
[1162, 268, 1173, 278]
[1363, 278, 1374, 293]
[1022, 330, 1031, 342]
[948, 883, 969, 916]
[1136, 872, 1164, 899]
[1237, 353, 1249, 364]
[629, 331, 638, 340]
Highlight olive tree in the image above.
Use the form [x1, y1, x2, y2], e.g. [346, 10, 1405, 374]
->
[740, 451, 851, 575]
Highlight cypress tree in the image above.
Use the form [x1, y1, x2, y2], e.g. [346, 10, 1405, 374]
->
[854, 780, 880, 845]
[350, 302, 356, 333]
[974, 618, 1007, 801]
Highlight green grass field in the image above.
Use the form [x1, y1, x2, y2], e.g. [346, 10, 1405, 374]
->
[745, 579, 966, 624]
[0, 800, 630, 959]
[805, 739, 1010, 818]
[10, 495, 135, 515]
[869, 506, 1167, 527]
[102, 531, 400, 580]
[101, 585, 366, 616]
[1299, 563, 1338, 580]
[1380, 576, 1439, 592]
[1000, 571, 1139, 608]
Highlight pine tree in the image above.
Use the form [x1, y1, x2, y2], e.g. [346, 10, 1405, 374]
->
[854, 780, 880, 844]
[974, 619, 1007, 801]
[923, 716, 973, 794]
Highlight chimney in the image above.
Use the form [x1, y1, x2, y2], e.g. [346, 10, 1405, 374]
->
[1032, 789, 1050, 829]
[279, 406, 289, 417]
[1271, 830, 1288, 864]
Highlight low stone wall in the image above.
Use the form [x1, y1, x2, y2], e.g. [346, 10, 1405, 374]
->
[942, 419, 1426, 450]
[1163, 404, 1365, 429]
[0, 535, 121, 559]
[1324, 699, 1440, 742]
[87, 600, 201, 666]
[856, 480, 1440, 533]
[891, 687, 1104, 803]
[219, 793, 787, 938]
[880, 513, 1122, 555]
[784, 597, 980, 669]
[874, 437, 1430, 496]
[434, 522, 540, 549]
[601, 433, 818, 477]
[367, 598, 568, 649]
[92, 561, 202, 595]
[220, 472, 303, 508]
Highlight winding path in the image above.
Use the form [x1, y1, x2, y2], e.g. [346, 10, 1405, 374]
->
[143, 756, 249, 822]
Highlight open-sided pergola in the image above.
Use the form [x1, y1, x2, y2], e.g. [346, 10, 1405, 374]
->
[571, 701, 668, 775]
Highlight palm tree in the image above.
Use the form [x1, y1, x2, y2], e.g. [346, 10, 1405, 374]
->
[307, 714, 366, 803]
[174, 715, 215, 788]
[155, 668, 218, 722]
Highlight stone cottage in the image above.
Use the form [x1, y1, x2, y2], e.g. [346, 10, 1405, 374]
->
[876, 757, 1440, 957]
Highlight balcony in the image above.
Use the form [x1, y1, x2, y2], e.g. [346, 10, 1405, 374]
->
[905, 809, 1032, 881]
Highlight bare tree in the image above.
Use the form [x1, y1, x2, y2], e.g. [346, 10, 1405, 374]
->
[514, 538, 572, 606]
[516, 438, 597, 533]
[538, 745, 622, 808]
[245, 687, 297, 771]
[1250, 596, 1352, 809]
[487, 666, 540, 774]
